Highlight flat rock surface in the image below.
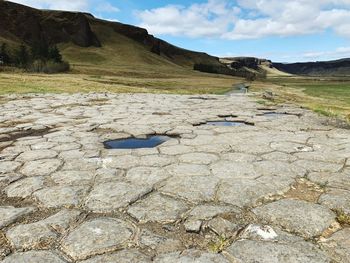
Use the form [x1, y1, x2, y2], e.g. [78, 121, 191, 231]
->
[0, 93, 349, 262]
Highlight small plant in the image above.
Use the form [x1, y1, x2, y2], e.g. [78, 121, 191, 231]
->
[334, 208, 350, 225]
[208, 235, 230, 253]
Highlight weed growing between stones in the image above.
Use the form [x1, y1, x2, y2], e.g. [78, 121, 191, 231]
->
[334, 208, 350, 225]
[208, 235, 231, 253]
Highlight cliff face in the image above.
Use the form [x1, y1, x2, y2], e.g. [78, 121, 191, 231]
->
[0, 1, 100, 47]
[273, 59, 350, 76]
[0, 1, 225, 70]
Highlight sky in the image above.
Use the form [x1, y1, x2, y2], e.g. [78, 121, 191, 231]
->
[9, 0, 350, 62]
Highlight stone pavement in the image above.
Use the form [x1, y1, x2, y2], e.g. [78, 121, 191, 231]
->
[0, 93, 349, 262]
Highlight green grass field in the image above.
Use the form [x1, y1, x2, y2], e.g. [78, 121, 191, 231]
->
[256, 77, 350, 122]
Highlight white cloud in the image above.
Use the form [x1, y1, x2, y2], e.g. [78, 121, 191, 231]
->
[302, 46, 350, 60]
[137, 0, 240, 38]
[9, 0, 90, 11]
[137, 0, 350, 40]
[96, 2, 119, 13]
[9, 0, 119, 14]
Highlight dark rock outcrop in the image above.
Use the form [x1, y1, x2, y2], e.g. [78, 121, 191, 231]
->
[273, 59, 350, 76]
[0, 1, 100, 47]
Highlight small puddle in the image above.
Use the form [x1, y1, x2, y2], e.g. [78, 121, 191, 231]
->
[259, 112, 302, 118]
[226, 83, 249, 95]
[103, 135, 172, 149]
[194, 121, 254, 127]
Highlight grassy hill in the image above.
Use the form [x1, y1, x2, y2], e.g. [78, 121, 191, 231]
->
[0, 0, 242, 94]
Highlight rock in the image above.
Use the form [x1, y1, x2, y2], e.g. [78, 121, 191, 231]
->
[178, 152, 219, 164]
[160, 176, 219, 202]
[4, 176, 44, 198]
[322, 228, 350, 263]
[128, 193, 189, 223]
[6, 209, 81, 250]
[125, 167, 170, 186]
[80, 249, 152, 263]
[319, 188, 350, 214]
[0, 206, 36, 229]
[226, 239, 331, 263]
[165, 164, 211, 177]
[34, 186, 87, 208]
[154, 249, 230, 263]
[252, 199, 336, 238]
[85, 181, 152, 212]
[139, 229, 183, 253]
[1, 251, 66, 263]
[61, 218, 134, 260]
[207, 217, 238, 238]
[16, 150, 57, 162]
[184, 220, 202, 233]
[20, 159, 62, 176]
[187, 204, 239, 220]
[0, 161, 21, 174]
[50, 170, 94, 185]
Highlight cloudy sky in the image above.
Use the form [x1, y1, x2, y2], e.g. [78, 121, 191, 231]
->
[10, 0, 350, 62]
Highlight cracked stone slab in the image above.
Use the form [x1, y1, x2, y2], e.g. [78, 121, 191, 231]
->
[187, 204, 240, 220]
[322, 228, 350, 263]
[85, 181, 152, 212]
[15, 150, 58, 162]
[1, 251, 66, 263]
[20, 159, 62, 177]
[80, 249, 152, 263]
[252, 199, 336, 238]
[50, 170, 94, 186]
[34, 186, 88, 208]
[60, 218, 134, 261]
[4, 176, 45, 198]
[140, 229, 183, 253]
[160, 176, 219, 203]
[154, 249, 230, 263]
[226, 239, 331, 263]
[128, 193, 189, 223]
[0, 162, 22, 174]
[125, 167, 170, 186]
[0, 206, 36, 229]
[319, 188, 350, 214]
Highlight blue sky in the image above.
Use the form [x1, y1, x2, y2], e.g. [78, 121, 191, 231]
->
[11, 0, 350, 62]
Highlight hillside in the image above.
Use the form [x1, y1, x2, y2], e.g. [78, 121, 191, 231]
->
[0, 0, 229, 76]
[273, 59, 350, 76]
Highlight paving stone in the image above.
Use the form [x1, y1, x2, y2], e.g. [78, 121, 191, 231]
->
[61, 218, 134, 260]
[217, 176, 293, 208]
[1, 251, 66, 263]
[139, 229, 183, 253]
[319, 188, 350, 214]
[154, 249, 230, 263]
[20, 159, 62, 176]
[0, 206, 36, 229]
[0, 173, 23, 188]
[0, 162, 21, 174]
[207, 217, 239, 238]
[226, 239, 331, 263]
[80, 249, 152, 263]
[6, 209, 81, 250]
[322, 228, 350, 263]
[211, 161, 257, 180]
[4, 176, 45, 198]
[128, 193, 189, 223]
[252, 199, 336, 238]
[126, 167, 170, 186]
[165, 164, 211, 177]
[187, 204, 239, 220]
[177, 152, 219, 164]
[34, 186, 87, 208]
[160, 176, 219, 202]
[138, 155, 175, 167]
[16, 150, 58, 162]
[50, 170, 94, 186]
[184, 219, 202, 233]
[85, 181, 152, 212]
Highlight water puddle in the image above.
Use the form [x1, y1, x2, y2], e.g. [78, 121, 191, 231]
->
[259, 112, 302, 118]
[194, 121, 254, 127]
[103, 135, 172, 149]
[226, 83, 249, 95]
